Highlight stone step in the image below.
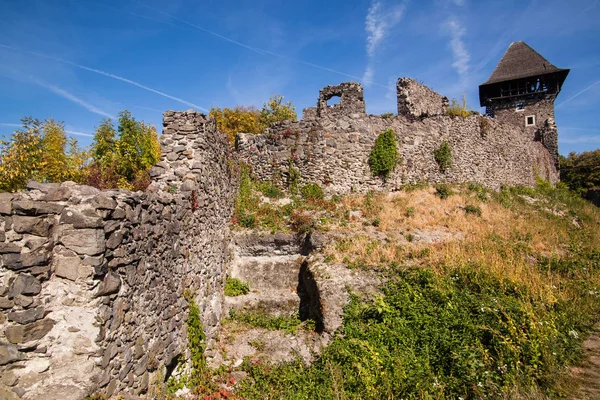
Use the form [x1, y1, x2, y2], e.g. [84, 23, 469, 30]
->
[224, 288, 300, 317]
[229, 255, 303, 291]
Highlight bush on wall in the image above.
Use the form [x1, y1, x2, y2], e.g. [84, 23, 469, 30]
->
[369, 129, 399, 179]
[434, 141, 452, 173]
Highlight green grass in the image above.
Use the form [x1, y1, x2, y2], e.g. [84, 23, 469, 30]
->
[227, 309, 314, 335]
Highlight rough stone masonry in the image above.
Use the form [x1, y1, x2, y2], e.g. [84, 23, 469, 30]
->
[0, 111, 236, 399]
[237, 78, 558, 193]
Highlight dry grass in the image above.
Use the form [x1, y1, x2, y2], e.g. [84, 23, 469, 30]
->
[323, 185, 600, 304]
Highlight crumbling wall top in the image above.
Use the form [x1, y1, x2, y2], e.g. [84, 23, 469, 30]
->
[397, 78, 449, 119]
[317, 82, 366, 118]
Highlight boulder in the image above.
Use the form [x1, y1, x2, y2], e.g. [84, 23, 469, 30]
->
[0, 243, 20, 254]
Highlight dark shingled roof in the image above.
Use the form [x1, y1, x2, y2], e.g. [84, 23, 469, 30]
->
[483, 41, 568, 85]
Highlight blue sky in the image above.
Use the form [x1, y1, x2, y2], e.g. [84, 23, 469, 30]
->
[0, 0, 599, 155]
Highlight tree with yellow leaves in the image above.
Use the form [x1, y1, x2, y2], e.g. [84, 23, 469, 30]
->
[0, 118, 44, 192]
[210, 94, 297, 144]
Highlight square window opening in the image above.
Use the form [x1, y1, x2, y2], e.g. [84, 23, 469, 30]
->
[525, 115, 535, 126]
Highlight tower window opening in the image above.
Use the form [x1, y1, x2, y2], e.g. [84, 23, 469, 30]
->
[526, 115, 535, 126]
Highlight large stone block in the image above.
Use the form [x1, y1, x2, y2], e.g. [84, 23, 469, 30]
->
[5, 318, 55, 344]
[9, 274, 41, 297]
[0, 193, 13, 214]
[53, 250, 92, 281]
[60, 229, 105, 256]
[12, 201, 65, 216]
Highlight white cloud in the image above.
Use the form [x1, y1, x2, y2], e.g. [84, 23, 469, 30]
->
[362, 66, 375, 86]
[365, 1, 405, 57]
[363, 1, 405, 87]
[446, 17, 471, 78]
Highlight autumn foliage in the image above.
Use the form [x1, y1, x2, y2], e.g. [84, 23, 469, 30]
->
[0, 111, 160, 192]
[210, 94, 297, 143]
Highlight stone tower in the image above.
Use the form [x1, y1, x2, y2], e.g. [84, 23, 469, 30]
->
[478, 41, 569, 168]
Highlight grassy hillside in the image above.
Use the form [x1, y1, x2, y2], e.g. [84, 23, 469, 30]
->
[161, 179, 600, 399]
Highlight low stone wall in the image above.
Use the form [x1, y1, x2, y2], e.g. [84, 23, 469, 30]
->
[0, 111, 236, 399]
[397, 78, 449, 119]
[236, 80, 558, 193]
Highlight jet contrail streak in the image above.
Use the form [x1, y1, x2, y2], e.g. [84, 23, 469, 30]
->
[557, 80, 600, 108]
[0, 44, 208, 112]
[134, 1, 390, 89]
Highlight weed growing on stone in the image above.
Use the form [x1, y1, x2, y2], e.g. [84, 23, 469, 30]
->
[369, 128, 399, 179]
[434, 141, 452, 172]
[224, 277, 250, 297]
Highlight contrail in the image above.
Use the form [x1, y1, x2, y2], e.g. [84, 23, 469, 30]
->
[134, 1, 390, 89]
[35, 81, 114, 119]
[556, 80, 600, 108]
[0, 44, 208, 112]
[0, 122, 94, 138]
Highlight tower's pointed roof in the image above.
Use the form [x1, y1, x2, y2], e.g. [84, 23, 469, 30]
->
[483, 41, 568, 85]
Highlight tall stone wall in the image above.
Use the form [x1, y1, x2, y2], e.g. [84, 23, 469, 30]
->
[236, 80, 559, 193]
[0, 111, 237, 399]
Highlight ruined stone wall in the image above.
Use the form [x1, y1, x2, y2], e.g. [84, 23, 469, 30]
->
[236, 81, 559, 193]
[397, 78, 449, 119]
[0, 111, 237, 399]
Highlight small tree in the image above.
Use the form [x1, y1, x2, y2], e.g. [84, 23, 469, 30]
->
[369, 129, 399, 179]
[40, 118, 68, 183]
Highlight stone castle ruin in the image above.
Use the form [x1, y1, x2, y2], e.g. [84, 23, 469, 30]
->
[0, 42, 568, 398]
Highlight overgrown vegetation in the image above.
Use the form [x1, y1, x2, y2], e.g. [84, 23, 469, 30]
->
[446, 93, 471, 118]
[230, 182, 600, 399]
[368, 128, 399, 179]
[0, 111, 160, 192]
[434, 141, 452, 172]
[210, 94, 297, 143]
[224, 277, 250, 297]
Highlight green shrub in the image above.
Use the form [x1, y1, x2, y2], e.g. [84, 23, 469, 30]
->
[434, 141, 452, 172]
[369, 129, 399, 179]
[380, 112, 394, 118]
[290, 211, 316, 234]
[301, 182, 324, 201]
[435, 184, 452, 199]
[465, 204, 482, 216]
[185, 294, 206, 384]
[224, 277, 250, 297]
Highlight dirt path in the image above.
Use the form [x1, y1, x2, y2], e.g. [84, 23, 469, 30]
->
[569, 328, 600, 399]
